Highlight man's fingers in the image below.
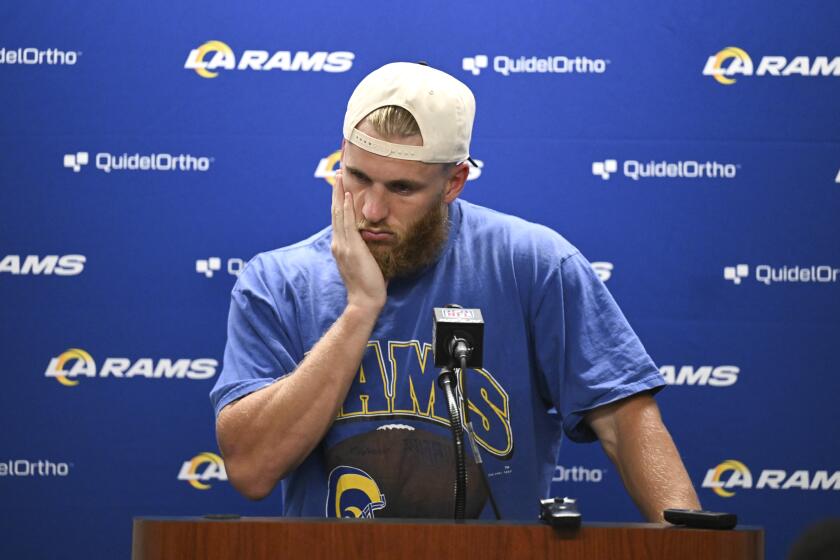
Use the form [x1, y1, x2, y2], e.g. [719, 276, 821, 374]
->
[332, 171, 345, 242]
[344, 190, 359, 241]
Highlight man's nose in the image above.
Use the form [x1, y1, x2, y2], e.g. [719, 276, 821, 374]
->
[360, 185, 389, 224]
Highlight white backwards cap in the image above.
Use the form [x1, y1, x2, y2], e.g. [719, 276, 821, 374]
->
[343, 62, 476, 164]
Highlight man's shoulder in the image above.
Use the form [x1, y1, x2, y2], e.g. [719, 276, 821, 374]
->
[456, 199, 580, 263]
[236, 226, 334, 292]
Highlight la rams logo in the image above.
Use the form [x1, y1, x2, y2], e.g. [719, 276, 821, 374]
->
[326, 466, 386, 518]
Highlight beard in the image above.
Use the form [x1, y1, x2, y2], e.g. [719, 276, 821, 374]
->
[358, 199, 449, 280]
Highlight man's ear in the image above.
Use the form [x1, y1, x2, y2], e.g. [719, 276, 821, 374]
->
[443, 162, 469, 204]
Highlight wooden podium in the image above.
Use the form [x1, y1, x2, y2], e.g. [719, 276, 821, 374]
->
[133, 517, 763, 560]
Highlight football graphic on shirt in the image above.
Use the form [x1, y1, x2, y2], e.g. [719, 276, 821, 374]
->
[324, 424, 488, 518]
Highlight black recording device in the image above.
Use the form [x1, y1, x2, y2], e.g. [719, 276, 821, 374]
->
[539, 497, 582, 529]
[663, 508, 738, 530]
[432, 306, 484, 368]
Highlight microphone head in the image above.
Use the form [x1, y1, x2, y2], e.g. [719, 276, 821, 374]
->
[432, 307, 484, 368]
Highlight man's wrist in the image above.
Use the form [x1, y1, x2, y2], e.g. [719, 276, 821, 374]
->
[343, 301, 383, 326]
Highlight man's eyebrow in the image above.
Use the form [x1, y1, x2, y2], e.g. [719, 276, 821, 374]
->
[384, 178, 425, 190]
[345, 165, 370, 180]
[345, 165, 425, 190]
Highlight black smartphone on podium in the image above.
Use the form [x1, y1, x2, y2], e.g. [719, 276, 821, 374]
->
[664, 508, 738, 530]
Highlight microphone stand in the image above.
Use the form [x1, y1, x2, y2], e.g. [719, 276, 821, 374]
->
[457, 353, 502, 521]
[437, 364, 467, 519]
[438, 350, 503, 521]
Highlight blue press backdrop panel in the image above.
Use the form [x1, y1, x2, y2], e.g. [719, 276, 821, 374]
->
[2, 1, 839, 558]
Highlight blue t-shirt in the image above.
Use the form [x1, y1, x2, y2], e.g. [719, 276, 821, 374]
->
[210, 198, 664, 520]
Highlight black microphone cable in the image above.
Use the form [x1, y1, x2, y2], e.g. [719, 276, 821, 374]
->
[453, 344, 502, 520]
[438, 365, 467, 519]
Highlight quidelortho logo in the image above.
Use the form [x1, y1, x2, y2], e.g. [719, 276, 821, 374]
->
[723, 264, 750, 285]
[0, 459, 72, 477]
[703, 460, 840, 497]
[44, 348, 218, 387]
[592, 160, 618, 180]
[0, 47, 81, 66]
[314, 150, 485, 185]
[64, 152, 88, 172]
[703, 47, 840, 85]
[63, 151, 213, 173]
[0, 254, 85, 276]
[185, 40, 354, 78]
[593, 159, 738, 181]
[724, 264, 840, 286]
[552, 465, 606, 483]
[462, 55, 489, 76]
[178, 452, 228, 489]
[196, 257, 247, 278]
[660, 365, 739, 387]
[462, 54, 608, 77]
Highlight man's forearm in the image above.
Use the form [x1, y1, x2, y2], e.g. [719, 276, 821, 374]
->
[589, 393, 701, 522]
[216, 303, 379, 500]
[610, 409, 701, 521]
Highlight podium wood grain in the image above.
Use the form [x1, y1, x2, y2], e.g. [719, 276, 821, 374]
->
[133, 517, 763, 560]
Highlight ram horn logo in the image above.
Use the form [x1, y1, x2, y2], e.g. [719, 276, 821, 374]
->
[185, 40, 234, 79]
[705, 47, 753, 85]
[326, 466, 386, 518]
[177, 452, 228, 490]
[314, 150, 343, 186]
[704, 459, 752, 497]
[45, 348, 95, 387]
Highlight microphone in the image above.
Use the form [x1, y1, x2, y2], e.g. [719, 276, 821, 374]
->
[432, 305, 502, 520]
[432, 306, 484, 368]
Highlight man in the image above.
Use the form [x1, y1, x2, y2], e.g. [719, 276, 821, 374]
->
[211, 62, 700, 520]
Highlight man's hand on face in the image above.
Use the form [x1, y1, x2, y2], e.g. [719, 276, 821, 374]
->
[331, 170, 387, 314]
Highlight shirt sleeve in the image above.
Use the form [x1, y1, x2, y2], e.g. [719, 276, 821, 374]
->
[532, 251, 665, 443]
[209, 259, 301, 417]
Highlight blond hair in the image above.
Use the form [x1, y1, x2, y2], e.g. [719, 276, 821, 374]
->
[362, 105, 421, 139]
[360, 105, 458, 171]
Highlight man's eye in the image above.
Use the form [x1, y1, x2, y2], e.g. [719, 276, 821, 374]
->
[391, 183, 415, 194]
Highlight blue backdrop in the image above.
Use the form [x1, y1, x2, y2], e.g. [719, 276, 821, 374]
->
[2, 1, 838, 558]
